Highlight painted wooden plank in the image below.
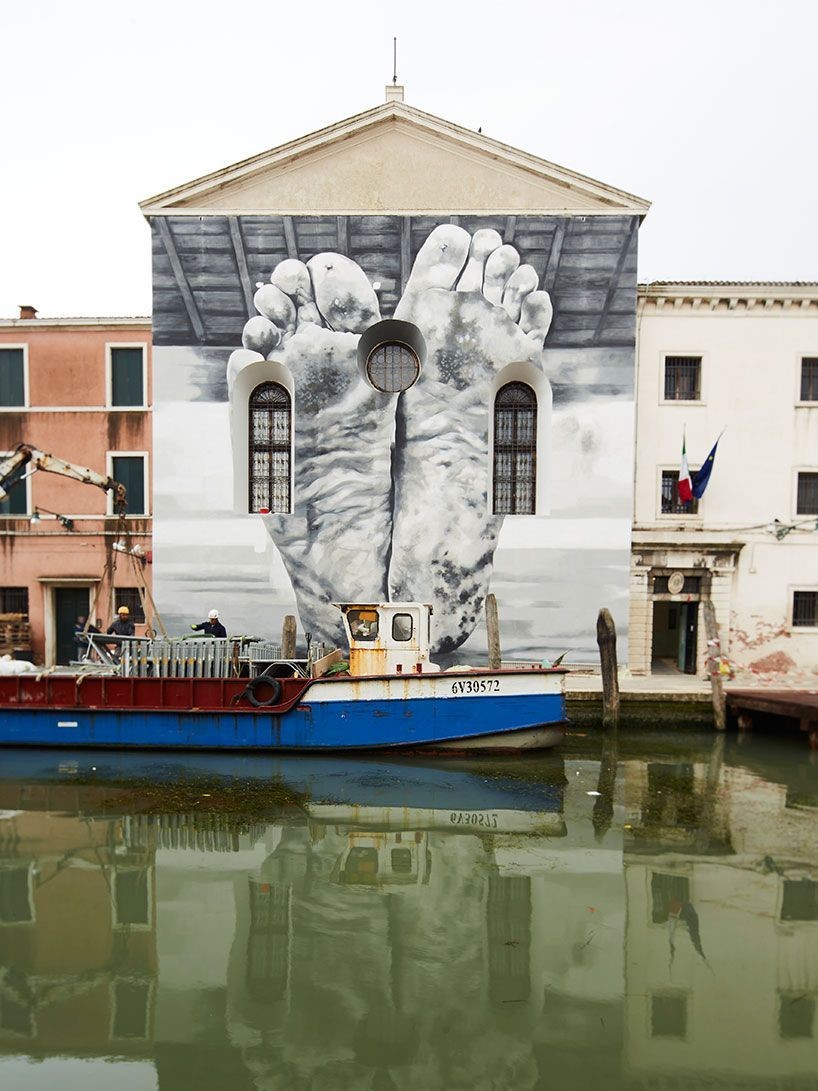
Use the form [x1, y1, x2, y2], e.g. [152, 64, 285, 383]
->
[400, 217, 412, 295]
[228, 217, 256, 316]
[449, 215, 460, 226]
[593, 219, 638, 346]
[156, 219, 206, 343]
[336, 216, 349, 255]
[504, 216, 517, 243]
[164, 217, 230, 236]
[542, 221, 568, 292]
[283, 216, 298, 259]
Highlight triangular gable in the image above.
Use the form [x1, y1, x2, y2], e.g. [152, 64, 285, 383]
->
[140, 101, 650, 217]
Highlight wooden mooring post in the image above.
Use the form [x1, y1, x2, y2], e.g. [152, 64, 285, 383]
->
[596, 608, 620, 730]
[702, 599, 727, 731]
[486, 593, 501, 670]
[282, 614, 297, 659]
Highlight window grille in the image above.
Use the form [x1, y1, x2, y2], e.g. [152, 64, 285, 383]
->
[661, 471, 699, 515]
[493, 382, 537, 515]
[796, 472, 818, 515]
[249, 383, 291, 514]
[0, 587, 28, 616]
[801, 358, 818, 402]
[792, 591, 818, 628]
[664, 356, 701, 401]
[115, 588, 145, 624]
[366, 342, 420, 393]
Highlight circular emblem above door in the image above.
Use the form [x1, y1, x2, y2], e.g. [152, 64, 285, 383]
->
[667, 571, 686, 595]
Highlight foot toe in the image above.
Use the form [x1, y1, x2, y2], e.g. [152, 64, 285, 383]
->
[254, 283, 296, 337]
[242, 315, 282, 356]
[306, 253, 381, 333]
[270, 259, 321, 328]
[401, 224, 471, 298]
[483, 244, 520, 304]
[520, 291, 554, 346]
[456, 229, 503, 293]
[501, 265, 539, 322]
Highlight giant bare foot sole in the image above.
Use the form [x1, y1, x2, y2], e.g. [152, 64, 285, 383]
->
[392, 226, 553, 653]
[227, 255, 395, 646]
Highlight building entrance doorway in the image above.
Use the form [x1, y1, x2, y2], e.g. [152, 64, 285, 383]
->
[651, 601, 699, 674]
[53, 586, 91, 666]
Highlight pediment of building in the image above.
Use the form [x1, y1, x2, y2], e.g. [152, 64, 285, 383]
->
[141, 101, 650, 217]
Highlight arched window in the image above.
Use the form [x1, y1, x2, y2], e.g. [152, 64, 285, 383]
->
[493, 382, 537, 515]
[249, 382, 291, 513]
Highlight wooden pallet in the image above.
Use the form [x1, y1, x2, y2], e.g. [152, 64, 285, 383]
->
[0, 613, 31, 656]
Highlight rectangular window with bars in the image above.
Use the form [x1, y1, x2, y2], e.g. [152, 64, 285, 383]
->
[664, 356, 702, 401]
[114, 588, 145, 624]
[796, 472, 818, 515]
[0, 588, 28, 616]
[660, 470, 699, 515]
[801, 358, 818, 402]
[793, 591, 818, 628]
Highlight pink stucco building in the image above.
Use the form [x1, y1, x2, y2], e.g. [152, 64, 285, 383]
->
[0, 309, 152, 664]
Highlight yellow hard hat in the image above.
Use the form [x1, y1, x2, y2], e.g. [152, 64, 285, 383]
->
[118, 605, 130, 615]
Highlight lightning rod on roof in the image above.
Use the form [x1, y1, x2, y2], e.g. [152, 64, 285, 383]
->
[393, 37, 397, 84]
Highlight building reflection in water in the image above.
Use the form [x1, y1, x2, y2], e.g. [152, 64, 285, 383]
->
[0, 741, 815, 1091]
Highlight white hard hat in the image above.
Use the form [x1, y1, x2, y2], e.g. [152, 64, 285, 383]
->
[208, 609, 219, 619]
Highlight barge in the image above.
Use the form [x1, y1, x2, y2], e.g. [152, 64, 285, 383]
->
[0, 602, 566, 753]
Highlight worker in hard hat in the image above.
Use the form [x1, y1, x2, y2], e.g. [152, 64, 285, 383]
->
[191, 609, 227, 638]
[105, 604, 136, 663]
[107, 605, 135, 638]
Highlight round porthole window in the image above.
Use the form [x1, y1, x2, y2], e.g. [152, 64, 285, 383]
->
[366, 342, 420, 393]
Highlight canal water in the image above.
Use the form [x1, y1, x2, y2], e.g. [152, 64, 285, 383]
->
[0, 731, 816, 1090]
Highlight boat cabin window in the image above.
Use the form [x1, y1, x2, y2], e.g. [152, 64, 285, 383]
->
[347, 609, 379, 641]
[392, 613, 413, 641]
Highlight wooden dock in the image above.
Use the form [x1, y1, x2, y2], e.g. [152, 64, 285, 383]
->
[726, 689, 818, 740]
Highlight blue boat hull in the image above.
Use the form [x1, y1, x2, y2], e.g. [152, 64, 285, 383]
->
[0, 691, 565, 751]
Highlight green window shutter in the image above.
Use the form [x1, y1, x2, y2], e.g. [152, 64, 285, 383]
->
[0, 483, 27, 515]
[112, 456, 146, 515]
[0, 349, 25, 407]
[110, 348, 144, 407]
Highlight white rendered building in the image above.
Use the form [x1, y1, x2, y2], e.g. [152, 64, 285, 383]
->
[630, 282, 818, 676]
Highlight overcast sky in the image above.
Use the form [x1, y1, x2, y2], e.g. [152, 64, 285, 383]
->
[1, 0, 815, 318]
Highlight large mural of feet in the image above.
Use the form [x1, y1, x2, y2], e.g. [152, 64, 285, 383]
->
[392, 226, 552, 652]
[227, 254, 397, 646]
[228, 226, 553, 653]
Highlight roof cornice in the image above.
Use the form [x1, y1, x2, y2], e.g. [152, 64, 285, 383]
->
[0, 317, 151, 329]
[638, 281, 818, 314]
[140, 100, 650, 217]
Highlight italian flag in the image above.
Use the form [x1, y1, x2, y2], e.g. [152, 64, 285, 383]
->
[678, 433, 693, 503]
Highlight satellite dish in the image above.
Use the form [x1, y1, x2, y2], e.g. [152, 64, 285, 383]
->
[667, 571, 685, 595]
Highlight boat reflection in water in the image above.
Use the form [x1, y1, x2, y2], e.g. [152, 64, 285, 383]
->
[0, 738, 816, 1091]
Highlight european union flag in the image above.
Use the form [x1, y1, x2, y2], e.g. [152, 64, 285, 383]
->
[692, 438, 720, 499]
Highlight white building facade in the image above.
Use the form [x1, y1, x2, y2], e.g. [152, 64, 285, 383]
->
[630, 282, 818, 677]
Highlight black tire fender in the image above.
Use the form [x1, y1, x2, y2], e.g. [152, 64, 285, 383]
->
[245, 675, 282, 708]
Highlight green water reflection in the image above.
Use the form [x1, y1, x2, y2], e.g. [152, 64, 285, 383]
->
[0, 732, 816, 1090]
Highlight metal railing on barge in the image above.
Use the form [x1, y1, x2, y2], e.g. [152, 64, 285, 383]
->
[77, 633, 322, 680]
